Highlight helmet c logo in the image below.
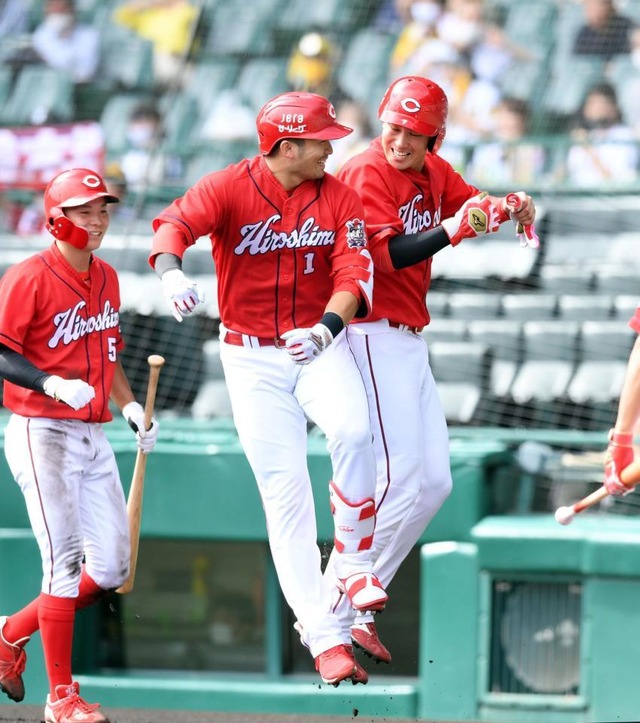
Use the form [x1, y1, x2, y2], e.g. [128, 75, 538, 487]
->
[400, 98, 421, 114]
[328, 103, 336, 119]
[82, 174, 102, 189]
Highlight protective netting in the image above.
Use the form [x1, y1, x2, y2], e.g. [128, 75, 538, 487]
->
[1, 0, 639, 429]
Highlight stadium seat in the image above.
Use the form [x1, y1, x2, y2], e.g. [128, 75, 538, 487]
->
[279, 0, 374, 34]
[422, 318, 468, 344]
[557, 294, 613, 320]
[428, 341, 492, 425]
[337, 28, 395, 106]
[99, 33, 155, 91]
[99, 93, 154, 153]
[202, 338, 225, 381]
[447, 292, 503, 320]
[508, 320, 580, 427]
[236, 57, 289, 112]
[0, 65, 74, 125]
[538, 265, 595, 294]
[566, 320, 636, 429]
[542, 57, 606, 118]
[191, 379, 233, 419]
[205, 1, 280, 57]
[612, 295, 638, 321]
[426, 291, 450, 319]
[182, 58, 241, 118]
[502, 293, 558, 320]
[594, 268, 639, 296]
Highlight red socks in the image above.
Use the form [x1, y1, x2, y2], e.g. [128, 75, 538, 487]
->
[39, 593, 75, 697]
[2, 569, 105, 643]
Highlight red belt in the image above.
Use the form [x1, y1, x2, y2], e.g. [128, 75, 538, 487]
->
[388, 321, 422, 334]
[223, 330, 286, 348]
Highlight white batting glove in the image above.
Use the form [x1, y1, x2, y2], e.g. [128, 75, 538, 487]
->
[282, 323, 333, 365]
[122, 401, 159, 454]
[503, 192, 539, 249]
[43, 375, 96, 411]
[441, 192, 508, 246]
[161, 269, 205, 322]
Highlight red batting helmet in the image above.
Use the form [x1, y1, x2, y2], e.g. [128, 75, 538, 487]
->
[378, 76, 448, 152]
[256, 91, 353, 155]
[44, 168, 119, 249]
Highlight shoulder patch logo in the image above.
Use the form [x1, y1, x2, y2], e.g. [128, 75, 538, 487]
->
[346, 218, 366, 248]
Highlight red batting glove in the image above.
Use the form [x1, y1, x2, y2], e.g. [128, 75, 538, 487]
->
[604, 429, 635, 496]
[441, 192, 509, 247]
[504, 192, 539, 248]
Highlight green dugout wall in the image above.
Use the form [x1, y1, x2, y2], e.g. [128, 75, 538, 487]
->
[3, 419, 639, 721]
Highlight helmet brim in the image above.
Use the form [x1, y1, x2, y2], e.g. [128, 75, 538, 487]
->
[302, 121, 353, 142]
[59, 191, 120, 207]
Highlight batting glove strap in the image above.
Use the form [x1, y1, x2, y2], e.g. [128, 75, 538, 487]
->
[503, 192, 540, 249]
[281, 323, 334, 365]
[604, 428, 635, 496]
[441, 192, 506, 247]
[161, 269, 205, 323]
[43, 375, 96, 411]
[122, 401, 159, 454]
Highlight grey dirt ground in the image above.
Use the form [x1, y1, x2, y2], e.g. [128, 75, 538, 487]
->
[0, 706, 434, 723]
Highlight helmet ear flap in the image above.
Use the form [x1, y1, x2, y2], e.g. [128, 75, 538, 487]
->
[47, 207, 89, 249]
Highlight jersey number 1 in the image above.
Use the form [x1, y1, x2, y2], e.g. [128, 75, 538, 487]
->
[303, 252, 315, 275]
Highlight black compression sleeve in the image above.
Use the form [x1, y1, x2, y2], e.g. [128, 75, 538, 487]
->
[388, 226, 451, 269]
[0, 345, 49, 391]
[153, 253, 182, 278]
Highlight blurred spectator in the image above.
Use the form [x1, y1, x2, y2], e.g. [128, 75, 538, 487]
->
[287, 32, 338, 96]
[31, 0, 101, 83]
[563, 81, 638, 187]
[112, 0, 200, 88]
[374, 0, 421, 35]
[573, 0, 635, 59]
[0, 0, 28, 38]
[104, 163, 139, 227]
[389, 0, 444, 75]
[324, 97, 374, 175]
[118, 102, 183, 191]
[199, 89, 255, 143]
[465, 96, 546, 187]
[435, 0, 483, 56]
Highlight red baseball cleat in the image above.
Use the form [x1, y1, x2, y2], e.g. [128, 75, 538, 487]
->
[345, 645, 369, 684]
[44, 682, 109, 723]
[315, 644, 357, 686]
[351, 621, 392, 664]
[339, 572, 388, 613]
[0, 616, 28, 702]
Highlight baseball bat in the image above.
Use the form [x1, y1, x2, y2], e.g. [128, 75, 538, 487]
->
[116, 354, 165, 594]
[554, 458, 640, 526]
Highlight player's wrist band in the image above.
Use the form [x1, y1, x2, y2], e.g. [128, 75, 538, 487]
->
[154, 253, 182, 278]
[319, 312, 344, 337]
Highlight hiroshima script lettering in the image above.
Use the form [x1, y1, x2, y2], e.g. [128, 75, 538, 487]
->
[49, 300, 119, 348]
[235, 215, 335, 254]
[399, 194, 442, 234]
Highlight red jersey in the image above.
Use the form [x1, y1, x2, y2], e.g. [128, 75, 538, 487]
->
[0, 243, 123, 421]
[338, 137, 478, 328]
[150, 155, 371, 337]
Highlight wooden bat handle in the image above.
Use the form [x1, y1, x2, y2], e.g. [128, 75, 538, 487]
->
[116, 354, 165, 594]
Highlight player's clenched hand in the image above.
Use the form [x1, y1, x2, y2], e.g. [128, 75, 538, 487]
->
[503, 192, 539, 248]
[122, 401, 159, 454]
[43, 375, 96, 410]
[161, 269, 205, 322]
[604, 429, 635, 496]
[441, 192, 508, 246]
[282, 323, 333, 365]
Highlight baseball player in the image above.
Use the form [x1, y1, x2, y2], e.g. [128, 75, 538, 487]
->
[149, 92, 386, 686]
[321, 76, 536, 664]
[0, 168, 159, 723]
[603, 305, 640, 496]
